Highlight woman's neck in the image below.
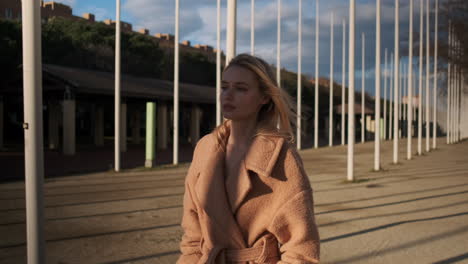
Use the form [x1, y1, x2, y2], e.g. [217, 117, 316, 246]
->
[227, 118, 257, 148]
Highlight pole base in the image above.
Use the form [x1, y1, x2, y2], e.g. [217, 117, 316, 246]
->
[145, 160, 154, 168]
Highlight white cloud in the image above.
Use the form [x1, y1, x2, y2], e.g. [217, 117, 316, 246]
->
[123, 0, 205, 38]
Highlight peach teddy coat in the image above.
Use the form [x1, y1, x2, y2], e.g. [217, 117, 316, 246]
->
[177, 132, 320, 264]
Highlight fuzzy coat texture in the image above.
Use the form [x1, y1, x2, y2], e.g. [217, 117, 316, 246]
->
[177, 131, 320, 264]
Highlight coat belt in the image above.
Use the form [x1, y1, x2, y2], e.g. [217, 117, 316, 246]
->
[200, 236, 280, 263]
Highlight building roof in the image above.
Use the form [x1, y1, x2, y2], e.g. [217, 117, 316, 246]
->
[43, 64, 216, 104]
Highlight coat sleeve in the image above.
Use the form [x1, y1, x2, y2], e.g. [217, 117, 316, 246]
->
[176, 143, 204, 263]
[268, 147, 320, 264]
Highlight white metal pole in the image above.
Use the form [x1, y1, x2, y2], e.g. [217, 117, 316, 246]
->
[173, 0, 180, 164]
[408, 0, 414, 159]
[433, 0, 438, 148]
[374, 0, 381, 171]
[418, 0, 423, 154]
[454, 41, 457, 144]
[329, 12, 334, 147]
[399, 64, 402, 139]
[456, 39, 460, 142]
[22, 0, 45, 262]
[226, 0, 237, 65]
[216, 0, 221, 126]
[393, 0, 399, 164]
[348, 0, 356, 181]
[297, 0, 302, 150]
[384, 48, 388, 140]
[342, 19, 346, 145]
[447, 21, 451, 144]
[277, 0, 281, 87]
[403, 63, 407, 124]
[453, 28, 457, 143]
[115, 0, 121, 172]
[425, 0, 430, 152]
[390, 54, 394, 140]
[314, 0, 320, 149]
[361, 32, 365, 143]
[251, 0, 255, 55]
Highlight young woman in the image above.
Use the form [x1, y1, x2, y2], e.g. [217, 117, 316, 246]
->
[177, 54, 320, 264]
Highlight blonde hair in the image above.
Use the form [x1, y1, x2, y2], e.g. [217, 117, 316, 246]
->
[213, 53, 297, 152]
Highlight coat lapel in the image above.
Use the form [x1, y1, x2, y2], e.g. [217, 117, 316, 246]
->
[193, 133, 285, 248]
[229, 136, 285, 213]
[194, 139, 246, 248]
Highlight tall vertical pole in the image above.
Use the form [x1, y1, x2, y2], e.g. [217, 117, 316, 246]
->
[403, 64, 407, 124]
[314, 0, 320, 149]
[418, 0, 423, 155]
[374, 0, 381, 171]
[226, 0, 237, 65]
[393, 0, 399, 164]
[399, 64, 403, 139]
[446, 21, 451, 144]
[216, 0, 221, 126]
[22, 0, 45, 262]
[173, 0, 180, 165]
[425, 0, 430, 152]
[361, 32, 366, 143]
[455, 39, 460, 142]
[407, 0, 413, 159]
[251, 0, 255, 55]
[384, 49, 388, 140]
[453, 38, 457, 143]
[114, 0, 121, 172]
[433, 0, 438, 148]
[348, 0, 356, 181]
[329, 12, 334, 147]
[297, 0, 302, 150]
[454, 36, 458, 144]
[390, 54, 394, 140]
[342, 19, 346, 145]
[277, 0, 282, 87]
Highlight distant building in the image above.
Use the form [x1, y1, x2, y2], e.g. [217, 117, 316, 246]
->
[0, 0, 224, 63]
[0, 0, 21, 20]
[103, 19, 133, 33]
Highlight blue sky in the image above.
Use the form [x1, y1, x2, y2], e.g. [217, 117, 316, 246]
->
[60, 0, 445, 96]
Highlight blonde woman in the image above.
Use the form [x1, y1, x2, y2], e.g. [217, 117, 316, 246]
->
[177, 53, 320, 263]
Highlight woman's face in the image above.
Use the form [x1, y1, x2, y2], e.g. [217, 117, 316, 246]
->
[221, 66, 269, 121]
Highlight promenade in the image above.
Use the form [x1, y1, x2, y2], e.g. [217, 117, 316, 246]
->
[1, 138, 467, 264]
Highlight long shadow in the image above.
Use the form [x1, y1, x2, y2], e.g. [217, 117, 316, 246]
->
[0, 205, 183, 226]
[316, 183, 468, 207]
[0, 193, 184, 213]
[314, 171, 468, 193]
[0, 183, 185, 200]
[44, 168, 188, 183]
[432, 252, 468, 264]
[317, 190, 468, 215]
[0, 223, 180, 249]
[327, 217, 468, 263]
[100, 251, 180, 264]
[322, 211, 468, 243]
[0, 177, 186, 193]
[319, 199, 468, 227]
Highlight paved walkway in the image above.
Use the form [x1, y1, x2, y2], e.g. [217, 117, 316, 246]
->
[0, 138, 467, 263]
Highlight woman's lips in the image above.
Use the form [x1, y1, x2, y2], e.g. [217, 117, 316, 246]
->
[223, 105, 236, 111]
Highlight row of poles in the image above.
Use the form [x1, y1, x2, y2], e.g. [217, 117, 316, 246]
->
[20, 0, 465, 263]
